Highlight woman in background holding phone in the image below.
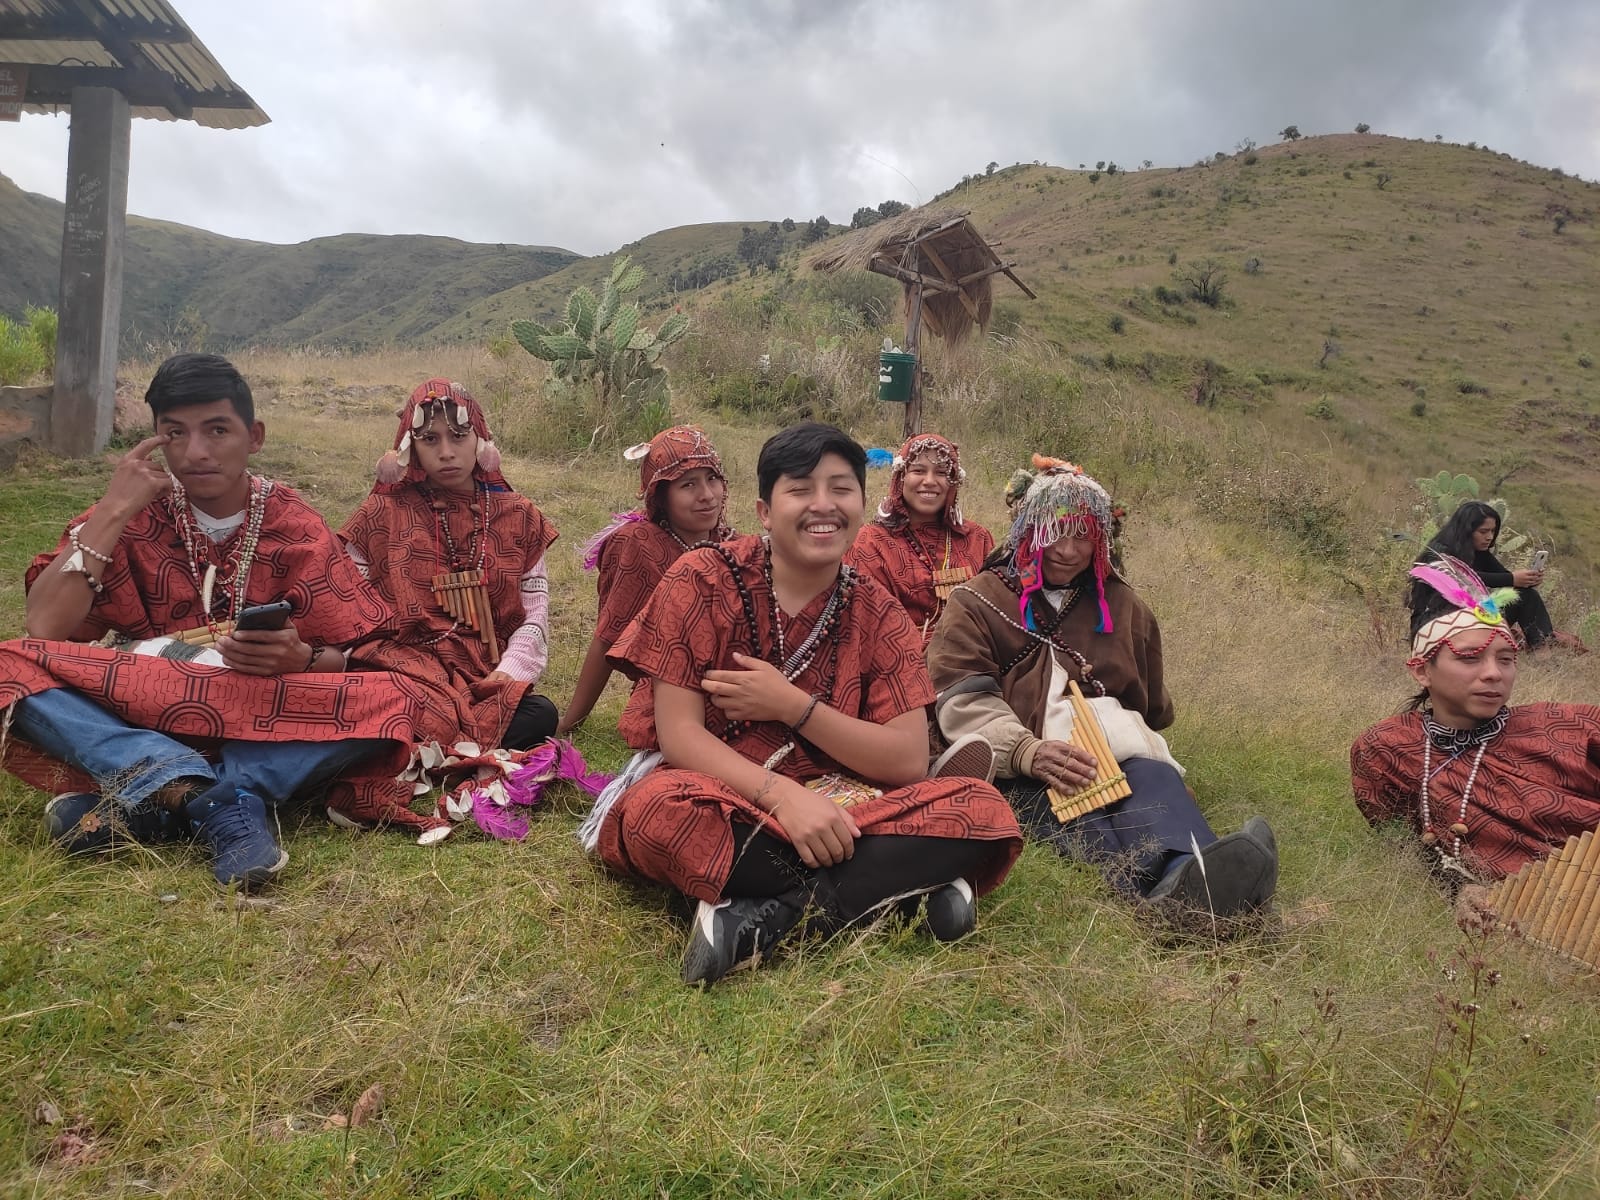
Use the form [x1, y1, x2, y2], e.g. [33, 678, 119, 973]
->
[1410, 500, 1555, 648]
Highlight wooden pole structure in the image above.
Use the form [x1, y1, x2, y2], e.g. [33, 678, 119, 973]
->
[903, 279, 924, 439]
[51, 86, 131, 456]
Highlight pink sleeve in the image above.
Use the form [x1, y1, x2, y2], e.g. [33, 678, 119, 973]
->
[495, 555, 550, 683]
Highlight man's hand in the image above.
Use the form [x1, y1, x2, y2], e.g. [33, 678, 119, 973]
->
[1030, 739, 1098, 793]
[218, 623, 311, 676]
[702, 653, 809, 724]
[768, 777, 860, 868]
[103, 435, 175, 519]
[1454, 883, 1499, 932]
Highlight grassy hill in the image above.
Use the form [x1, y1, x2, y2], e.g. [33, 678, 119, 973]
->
[0, 171, 580, 349]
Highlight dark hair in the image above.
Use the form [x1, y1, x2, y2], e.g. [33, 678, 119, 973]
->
[756, 421, 866, 502]
[1430, 500, 1499, 558]
[145, 353, 254, 426]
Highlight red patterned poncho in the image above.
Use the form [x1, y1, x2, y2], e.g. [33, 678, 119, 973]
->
[1, 483, 443, 834]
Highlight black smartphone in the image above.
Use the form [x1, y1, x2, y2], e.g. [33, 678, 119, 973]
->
[234, 600, 293, 631]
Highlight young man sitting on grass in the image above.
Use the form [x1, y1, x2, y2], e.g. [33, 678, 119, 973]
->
[1351, 555, 1600, 929]
[580, 421, 1023, 987]
[0, 353, 433, 888]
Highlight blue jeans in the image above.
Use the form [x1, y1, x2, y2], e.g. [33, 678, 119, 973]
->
[11, 687, 387, 813]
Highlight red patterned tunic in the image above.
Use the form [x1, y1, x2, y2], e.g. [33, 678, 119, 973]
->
[595, 534, 1022, 902]
[594, 519, 691, 645]
[1350, 704, 1600, 881]
[340, 484, 557, 746]
[848, 520, 995, 644]
[2, 484, 441, 833]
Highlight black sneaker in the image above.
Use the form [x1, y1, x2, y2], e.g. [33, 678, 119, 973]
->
[45, 792, 182, 854]
[1146, 822, 1277, 917]
[922, 878, 977, 942]
[680, 895, 804, 987]
[185, 788, 288, 889]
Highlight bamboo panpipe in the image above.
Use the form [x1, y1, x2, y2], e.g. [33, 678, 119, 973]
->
[1484, 829, 1600, 971]
[172, 621, 234, 646]
[431, 569, 500, 660]
[1047, 679, 1133, 822]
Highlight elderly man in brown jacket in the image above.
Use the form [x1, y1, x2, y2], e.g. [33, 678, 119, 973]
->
[926, 460, 1278, 919]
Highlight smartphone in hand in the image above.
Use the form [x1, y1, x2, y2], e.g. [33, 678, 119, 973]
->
[234, 600, 293, 631]
[1531, 550, 1550, 573]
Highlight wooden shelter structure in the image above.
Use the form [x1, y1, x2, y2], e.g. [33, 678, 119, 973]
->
[0, 0, 266, 456]
[810, 206, 1034, 438]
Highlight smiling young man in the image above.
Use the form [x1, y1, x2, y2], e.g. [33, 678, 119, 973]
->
[1351, 557, 1600, 926]
[926, 460, 1279, 921]
[580, 422, 1022, 986]
[1, 353, 435, 887]
[847, 433, 994, 645]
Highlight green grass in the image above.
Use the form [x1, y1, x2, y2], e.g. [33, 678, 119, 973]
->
[4, 358, 1600, 1197]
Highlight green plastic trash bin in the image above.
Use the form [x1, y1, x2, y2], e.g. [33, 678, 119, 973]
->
[878, 350, 916, 403]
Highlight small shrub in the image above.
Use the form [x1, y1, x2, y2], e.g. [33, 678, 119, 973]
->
[1243, 152, 1259, 166]
[1243, 257, 1262, 275]
[1579, 353, 1594, 369]
[1108, 314, 1126, 335]
[1167, 250, 1178, 265]
[1410, 399, 1428, 417]
[1355, 122, 1371, 134]
[1306, 397, 1336, 420]
[1174, 258, 1228, 308]
[1456, 379, 1490, 396]
[0, 305, 56, 385]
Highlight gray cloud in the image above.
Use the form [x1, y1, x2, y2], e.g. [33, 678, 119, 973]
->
[1, 0, 1594, 254]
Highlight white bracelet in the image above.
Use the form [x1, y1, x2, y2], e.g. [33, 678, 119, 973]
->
[68, 525, 114, 566]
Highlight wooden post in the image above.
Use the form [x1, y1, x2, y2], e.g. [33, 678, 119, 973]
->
[902, 279, 924, 440]
[51, 86, 130, 457]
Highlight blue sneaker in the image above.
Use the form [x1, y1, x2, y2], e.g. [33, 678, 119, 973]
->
[185, 788, 288, 889]
[45, 792, 182, 854]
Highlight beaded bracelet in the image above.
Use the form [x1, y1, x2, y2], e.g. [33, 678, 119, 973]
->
[68, 525, 114, 566]
[792, 694, 821, 733]
[303, 643, 321, 672]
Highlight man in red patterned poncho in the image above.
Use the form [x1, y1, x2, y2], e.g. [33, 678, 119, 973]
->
[1, 353, 439, 889]
[581, 422, 1022, 987]
[1350, 557, 1600, 928]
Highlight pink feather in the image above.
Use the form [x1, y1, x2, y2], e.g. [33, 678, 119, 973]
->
[1408, 560, 1480, 608]
[471, 789, 530, 840]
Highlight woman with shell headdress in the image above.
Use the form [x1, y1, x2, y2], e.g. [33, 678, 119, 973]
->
[340, 378, 560, 751]
[558, 426, 735, 733]
[846, 433, 994, 645]
[926, 457, 1280, 921]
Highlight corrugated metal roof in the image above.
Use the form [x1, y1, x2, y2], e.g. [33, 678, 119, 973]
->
[0, 0, 267, 128]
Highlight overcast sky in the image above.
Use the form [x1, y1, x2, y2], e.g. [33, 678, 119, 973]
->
[3, 0, 1596, 255]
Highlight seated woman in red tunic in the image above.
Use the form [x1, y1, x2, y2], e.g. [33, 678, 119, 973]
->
[557, 426, 733, 733]
[847, 433, 994, 645]
[579, 423, 1022, 987]
[1352, 555, 1600, 928]
[340, 379, 559, 751]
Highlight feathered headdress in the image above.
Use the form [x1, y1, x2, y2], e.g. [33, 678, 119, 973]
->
[1005, 458, 1117, 633]
[1407, 554, 1521, 664]
[876, 432, 968, 528]
[374, 379, 505, 491]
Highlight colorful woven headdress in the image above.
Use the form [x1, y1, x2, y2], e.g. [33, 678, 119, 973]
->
[376, 378, 505, 491]
[580, 426, 729, 569]
[1006, 457, 1117, 633]
[877, 433, 968, 528]
[1407, 554, 1521, 665]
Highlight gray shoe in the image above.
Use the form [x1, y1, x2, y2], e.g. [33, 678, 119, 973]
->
[922, 878, 977, 942]
[1147, 820, 1277, 916]
[680, 894, 805, 987]
[930, 734, 997, 784]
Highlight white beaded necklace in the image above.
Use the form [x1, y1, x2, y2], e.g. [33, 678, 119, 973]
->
[1418, 732, 1490, 876]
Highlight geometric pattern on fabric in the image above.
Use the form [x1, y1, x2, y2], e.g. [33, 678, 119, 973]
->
[593, 519, 690, 646]
[607, 534, 936, 776]
[339, 483, 558, 746]
[847, 519, 994, 643]
[11, 485, 446, 833]
[597, 768, 1022, 903]
[27, 484, 391, 646]
[1350, 702, 1600, 881]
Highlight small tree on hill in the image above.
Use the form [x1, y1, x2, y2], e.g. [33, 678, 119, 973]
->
[1175, 258, 1228, 308]
[986, 161, 998, 176]
[1355, 123, 1371, 134]
[1280, 125, 1302, 141]
[877, 199, 910, 219]
[851, 206, 882, 229]
[801, 215, 832, 244]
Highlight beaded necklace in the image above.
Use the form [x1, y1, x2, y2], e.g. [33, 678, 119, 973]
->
[420, 480, 490, 572]
[1417, 707, 1508, 875]
[709, 538, 855, 745]
[955, 573, 1105, 693]
[169, 473, 272, 632]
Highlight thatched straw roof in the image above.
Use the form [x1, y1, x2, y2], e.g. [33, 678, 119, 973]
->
[808, 206, 1033, 344]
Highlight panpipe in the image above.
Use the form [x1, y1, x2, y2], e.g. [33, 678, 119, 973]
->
[431, 569, 500, 659]
[172, 621, 234, 646]
[1484, 830, 1600, 970]
[1047, 679, 1133, 823]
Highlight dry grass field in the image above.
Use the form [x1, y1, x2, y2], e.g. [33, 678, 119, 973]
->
[3, 328, 1600, 1198]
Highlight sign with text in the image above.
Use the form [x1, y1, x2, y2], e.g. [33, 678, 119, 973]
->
[0, 64, 27, 121]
